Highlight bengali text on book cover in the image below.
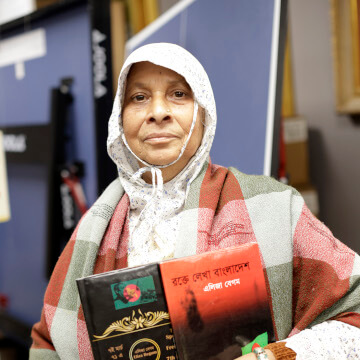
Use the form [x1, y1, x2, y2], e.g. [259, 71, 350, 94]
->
[160, 243, 275, 360]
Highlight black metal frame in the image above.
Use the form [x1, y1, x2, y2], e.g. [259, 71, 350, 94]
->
[46, 79, 75, 277]
[89, 0, 118, 193]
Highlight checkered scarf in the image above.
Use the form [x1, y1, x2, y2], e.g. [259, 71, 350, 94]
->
[30, 162, 360, 359]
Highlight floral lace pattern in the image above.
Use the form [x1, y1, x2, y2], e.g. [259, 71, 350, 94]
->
[285, 320, 360, 359]
[106, 43, 217, 266]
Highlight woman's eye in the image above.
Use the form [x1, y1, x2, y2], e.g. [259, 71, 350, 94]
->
[132, 94, 146, 102]
[174, 91, 185, 98]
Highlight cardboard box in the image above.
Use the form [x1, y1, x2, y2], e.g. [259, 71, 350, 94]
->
[36, 0, 58, 9]
[283, 116, 309, 186]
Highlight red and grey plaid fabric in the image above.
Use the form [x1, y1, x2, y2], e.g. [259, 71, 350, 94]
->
[30, 163, 360, 359]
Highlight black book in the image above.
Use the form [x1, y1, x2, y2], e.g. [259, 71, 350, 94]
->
[77, 263, 178, 360]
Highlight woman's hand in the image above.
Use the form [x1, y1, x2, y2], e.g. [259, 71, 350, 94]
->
[234, 349, 276, 360]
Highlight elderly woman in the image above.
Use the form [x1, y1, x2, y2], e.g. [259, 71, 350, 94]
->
[30, 43, 360, 360]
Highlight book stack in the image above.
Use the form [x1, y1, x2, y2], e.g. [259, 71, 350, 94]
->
[77, 243, 274, 360]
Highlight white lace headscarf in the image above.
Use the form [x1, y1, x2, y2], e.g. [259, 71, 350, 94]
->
[107, 43, 216, 266]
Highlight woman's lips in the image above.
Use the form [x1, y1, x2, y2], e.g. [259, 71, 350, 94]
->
[144, 133, 178, 143]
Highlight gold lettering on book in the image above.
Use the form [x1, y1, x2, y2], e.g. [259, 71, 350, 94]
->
[129, 338, 161, 360]
[93, 310, 170, 340]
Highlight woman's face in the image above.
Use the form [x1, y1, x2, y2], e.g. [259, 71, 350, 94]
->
[122, 61, 204, 180]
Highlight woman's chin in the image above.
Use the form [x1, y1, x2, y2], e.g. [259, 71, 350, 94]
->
[145, 157, 177, 166]
[141, 151, 179, 166]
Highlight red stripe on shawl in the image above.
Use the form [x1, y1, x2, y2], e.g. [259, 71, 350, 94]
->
[197, 164, 252, 251]
[292, 205, 356, 332]
[115, 214, 130, 266]
[77, 318, 94, 360]
[199, 165, 244, 212]
[197, 200, 256, 254]
[332, 312, 360, 328]
[46, 226, 79, 307]
[44, 304, 57, 333]
[97, 194, 129, 257]
[30, 307, 56, 350]
[292, 257, 350, 331]
[78, 305, 85, 321]
[93, 250, 119, 274]
[293, 205, 354, 280]
[217, 170, 245, 208]
[93, 194, 130, 274]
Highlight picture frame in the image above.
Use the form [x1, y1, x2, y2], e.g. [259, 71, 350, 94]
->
[331, 0, 360, 113]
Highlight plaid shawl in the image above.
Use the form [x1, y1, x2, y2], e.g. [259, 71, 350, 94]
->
[30, 163, 360, 359]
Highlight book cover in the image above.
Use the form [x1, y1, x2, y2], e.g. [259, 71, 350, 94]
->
[77, 263, 178, 360]
[159, 243, 275, 360]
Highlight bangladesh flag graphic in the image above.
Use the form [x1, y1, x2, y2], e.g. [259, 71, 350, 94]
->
[110, 275, 157, 310]
[241, 332, 269, 355]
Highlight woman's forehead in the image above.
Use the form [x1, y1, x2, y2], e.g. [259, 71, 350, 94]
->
[126, 61, 190, 88]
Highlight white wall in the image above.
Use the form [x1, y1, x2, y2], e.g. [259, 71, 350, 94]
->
[289, 0, 360, 252]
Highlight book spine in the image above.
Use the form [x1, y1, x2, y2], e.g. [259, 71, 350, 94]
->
[76, 279, 101, 360]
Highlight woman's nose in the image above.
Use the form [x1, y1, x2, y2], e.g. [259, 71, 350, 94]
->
[149, 95, 171, 123]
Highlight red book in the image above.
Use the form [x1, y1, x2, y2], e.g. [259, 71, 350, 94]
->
[159, 243, 275, 360]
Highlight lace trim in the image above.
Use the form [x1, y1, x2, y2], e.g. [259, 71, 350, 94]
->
[285, 320, 360, 359]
